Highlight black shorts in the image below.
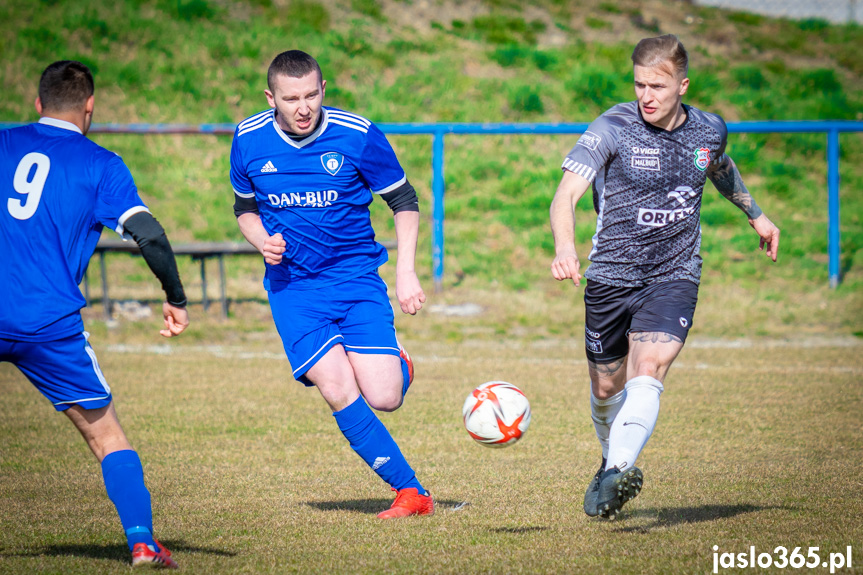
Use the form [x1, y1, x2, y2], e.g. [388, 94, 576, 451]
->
[583, 279, 699, 364]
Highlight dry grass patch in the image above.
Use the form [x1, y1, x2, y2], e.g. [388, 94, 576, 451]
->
[1, 330, 860, 574]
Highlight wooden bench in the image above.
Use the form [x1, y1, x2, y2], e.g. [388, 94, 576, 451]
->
[87, 238, 395, 319]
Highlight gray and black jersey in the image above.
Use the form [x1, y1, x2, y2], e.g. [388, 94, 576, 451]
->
[562, 101, 728, 288]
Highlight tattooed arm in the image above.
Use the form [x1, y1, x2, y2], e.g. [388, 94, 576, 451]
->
[707, 154, 781, 262]
[707, 154, 762, 219]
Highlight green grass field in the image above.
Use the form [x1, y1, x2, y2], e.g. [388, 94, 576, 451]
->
[1, 308, 861, 573]
[1, 0, 863, 572]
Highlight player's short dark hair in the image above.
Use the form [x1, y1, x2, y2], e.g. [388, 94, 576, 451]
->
[38, 60, 95, 112]
[631, 34, 689, 78]
[267, 50, 323, 91]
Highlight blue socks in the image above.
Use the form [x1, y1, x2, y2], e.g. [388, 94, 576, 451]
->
[334, 396, 424, 493]
[101, 450, 157, 552]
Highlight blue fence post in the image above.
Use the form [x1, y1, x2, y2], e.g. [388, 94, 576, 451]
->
[827, 128, 841, 289]
[432, 129, 445, 292]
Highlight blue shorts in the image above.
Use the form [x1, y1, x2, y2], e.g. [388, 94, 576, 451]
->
[268, 271, 400, 386]
[0, 331, 113, 411]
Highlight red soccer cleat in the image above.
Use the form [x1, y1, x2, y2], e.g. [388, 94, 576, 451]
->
[398, 342, 414, 386]
[131, 539, 178, 569]
[377, 487, 434, 519]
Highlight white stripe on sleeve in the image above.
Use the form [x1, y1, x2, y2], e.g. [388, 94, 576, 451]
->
[114, 205, 151, 236]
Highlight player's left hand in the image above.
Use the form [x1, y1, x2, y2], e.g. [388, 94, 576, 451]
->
[161, 302, 189, 337]
[396, 270, 426, 315]
[749, 213, 780, 262]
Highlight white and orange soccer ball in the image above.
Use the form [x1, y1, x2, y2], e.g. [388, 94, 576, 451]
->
[462, 381, 531, 448]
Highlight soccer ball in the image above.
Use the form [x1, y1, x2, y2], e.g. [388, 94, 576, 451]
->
[462, 381, 531, 448]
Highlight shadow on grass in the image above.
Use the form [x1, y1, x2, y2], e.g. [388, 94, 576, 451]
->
[307, 499, 466, 514]
[611, 503, 790, 533]
[0, 540, 237, 562]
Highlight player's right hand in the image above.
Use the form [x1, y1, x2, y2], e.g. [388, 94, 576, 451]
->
[262, 233, 287, 265]
[161, 302, 189, 338]
[551, 250, 582, 287]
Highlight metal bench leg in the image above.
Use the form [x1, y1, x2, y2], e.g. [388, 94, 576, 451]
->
[218, 254, 228, 319]
[200, 257, 208, 312]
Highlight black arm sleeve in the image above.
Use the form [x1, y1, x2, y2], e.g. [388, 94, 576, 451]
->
[379, 180, 419, 214]
[123, 212, 187, 307]
[234, 194, 259, 217]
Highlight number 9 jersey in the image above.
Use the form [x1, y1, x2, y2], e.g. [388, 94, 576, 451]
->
[0, 118, 149, 341]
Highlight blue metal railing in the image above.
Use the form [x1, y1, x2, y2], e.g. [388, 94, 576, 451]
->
[3, 120, 860, 289]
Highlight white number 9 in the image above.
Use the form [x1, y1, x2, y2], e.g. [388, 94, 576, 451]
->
[9, 152, 51, 220]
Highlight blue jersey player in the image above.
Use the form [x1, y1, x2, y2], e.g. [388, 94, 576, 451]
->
[230, 50, 432, 518]
[550, 36, 781, 519]
[0, 61, 189, 567]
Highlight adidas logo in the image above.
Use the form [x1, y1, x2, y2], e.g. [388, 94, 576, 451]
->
[372, 456, 390, 470]
[261, 161, 277, 173]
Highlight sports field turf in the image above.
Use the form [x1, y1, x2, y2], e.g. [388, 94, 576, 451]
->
[1, 0, 861, 571]
[1, 300, 860, 574]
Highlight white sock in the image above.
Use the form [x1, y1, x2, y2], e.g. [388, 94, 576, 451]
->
[605, 375, 664, 472]
[590, 389, 626, 459]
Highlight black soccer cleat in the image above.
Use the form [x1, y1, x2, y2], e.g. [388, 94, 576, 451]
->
[596, 466, 643, 520]
[583, 460, 606, 517]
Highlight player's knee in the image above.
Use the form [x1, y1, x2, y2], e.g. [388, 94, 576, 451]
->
[632, 359, 666, 381]
[362, 376, 404, 411]
[366, 390, 403, 412]
[591, 378, 624, 400]
[625, 374, 664, 395]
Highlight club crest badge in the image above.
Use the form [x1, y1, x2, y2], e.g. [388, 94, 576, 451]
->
[693, 147, 710, 171]
[321, 152, 344, 176]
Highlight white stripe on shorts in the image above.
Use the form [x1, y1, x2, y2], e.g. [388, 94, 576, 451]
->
[54, 395, 111, 406]
[83, 331, 111, 395]
[292, 334, 344, 377]
[343, 344, 400, 354]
